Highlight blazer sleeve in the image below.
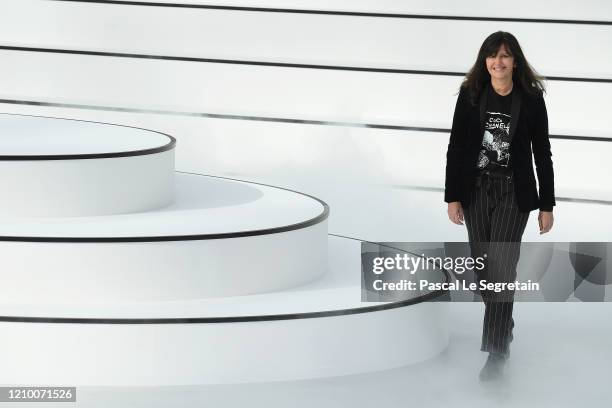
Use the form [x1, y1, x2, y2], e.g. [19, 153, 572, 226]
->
[444, 86, 469, 203]
[531, 94, 556, 211]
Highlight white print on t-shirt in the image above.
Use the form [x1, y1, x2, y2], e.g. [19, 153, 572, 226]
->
[476, 111, 511, 169]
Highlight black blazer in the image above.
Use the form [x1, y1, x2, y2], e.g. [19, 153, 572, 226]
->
[444, 82, 555, 213]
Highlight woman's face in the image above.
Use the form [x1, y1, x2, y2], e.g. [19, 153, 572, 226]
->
[486, 44, 515, 81]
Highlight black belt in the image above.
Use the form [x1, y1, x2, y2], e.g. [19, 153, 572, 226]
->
[475, 170, 512, 188]
[476, 170, 512, 179]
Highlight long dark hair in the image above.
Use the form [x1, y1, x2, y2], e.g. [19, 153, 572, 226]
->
[461, 31, 546, 104]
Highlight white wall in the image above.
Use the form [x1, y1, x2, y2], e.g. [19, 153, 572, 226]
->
[1, 0, 611, 241]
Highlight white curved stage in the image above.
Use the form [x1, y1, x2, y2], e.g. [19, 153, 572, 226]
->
[0, 113, 175, 216]
[0, 114, 449, 388]
[0, 172, 329, 301]
[0, 235, 450, 386]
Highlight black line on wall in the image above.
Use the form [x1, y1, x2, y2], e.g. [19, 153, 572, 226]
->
[48, 0, 612, 25]
[1, 45, 611, 83]
[1, 99, 610, 142]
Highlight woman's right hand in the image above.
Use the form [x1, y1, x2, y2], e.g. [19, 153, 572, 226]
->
[447, 201, 464, 225]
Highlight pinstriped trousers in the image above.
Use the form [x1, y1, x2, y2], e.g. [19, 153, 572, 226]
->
[463, 172, 530, 356]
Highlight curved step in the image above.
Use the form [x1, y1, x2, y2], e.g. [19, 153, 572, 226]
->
[0, 172, 329, 301]
[0, 235, 449, 386]
[0, 113, 175, 216]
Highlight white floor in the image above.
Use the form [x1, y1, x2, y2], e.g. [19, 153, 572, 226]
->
[6, 174, 610, 407]
[14, 302, 610, 408]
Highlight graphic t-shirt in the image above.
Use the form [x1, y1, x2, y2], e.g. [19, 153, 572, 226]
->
[476, 86, 513, 175]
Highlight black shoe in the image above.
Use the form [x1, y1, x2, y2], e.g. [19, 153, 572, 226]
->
[479, 352, 507, 382]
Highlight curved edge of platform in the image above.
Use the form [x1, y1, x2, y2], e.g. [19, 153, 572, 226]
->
[0, 301, 450, 386]
[0, 238, 451, 324]
[0, 290, 447, 324]
[0, 172, 330, 242]
[0, 238, 451, 386]
[0, 112, 176, 160]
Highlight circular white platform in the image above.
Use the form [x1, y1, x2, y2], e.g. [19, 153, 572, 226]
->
[0, 235, 450, 386]
[0, 113, 175, 216]
[0, 172, 329, 301]
[0, 113, 172, 157]
[0, 172, 325, 239]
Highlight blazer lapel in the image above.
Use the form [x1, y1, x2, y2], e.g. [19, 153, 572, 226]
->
[508, 87, 522, 140]
[479, 83, 488, 137]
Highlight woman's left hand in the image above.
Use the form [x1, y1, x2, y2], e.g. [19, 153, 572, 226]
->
[538, 211, 554, 234]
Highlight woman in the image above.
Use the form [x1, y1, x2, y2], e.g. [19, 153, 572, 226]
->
[444, 31, 555, 381]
